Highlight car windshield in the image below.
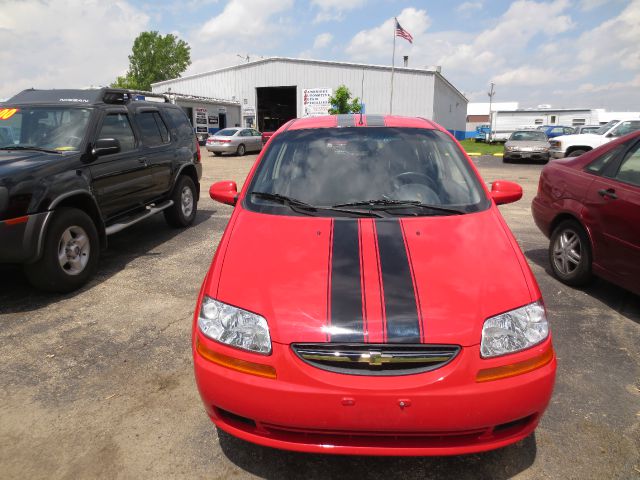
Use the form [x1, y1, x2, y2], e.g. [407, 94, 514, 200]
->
[215, 129, 238, 136]
[245, 127, 490, 217]
[594, 121, 618, 135]
[0, 106, 91, 151]
[509, 131, 547, 141]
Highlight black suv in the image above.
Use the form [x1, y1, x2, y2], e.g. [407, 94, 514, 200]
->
[0, 88, 202, 292]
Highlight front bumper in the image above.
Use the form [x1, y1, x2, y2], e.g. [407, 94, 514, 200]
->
[549, 149, 565, 159]
[0, 211, 51, 264]
[504, 150, 550, 161]
[206, 144, 237, 154]
[193, 335, 556, 456]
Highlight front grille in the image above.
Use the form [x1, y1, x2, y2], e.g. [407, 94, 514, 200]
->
[291, 343, 460, 376]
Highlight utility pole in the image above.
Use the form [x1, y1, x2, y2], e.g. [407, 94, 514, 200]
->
[487, 82, 495, 142]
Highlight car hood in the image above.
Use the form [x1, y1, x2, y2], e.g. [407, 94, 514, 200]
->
[213, 209, 534, 346]
[505, 140, 549, 148]
[0, 150, 62, 179]
[551, 133, 603, 143]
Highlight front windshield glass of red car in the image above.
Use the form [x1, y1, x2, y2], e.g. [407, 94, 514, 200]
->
[0, 106, 91, 152]
[245, 127, 490, 216]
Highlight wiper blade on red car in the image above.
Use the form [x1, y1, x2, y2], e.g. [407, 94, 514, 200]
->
[332, 199, 465, 215]
[250, 191, 382, 218]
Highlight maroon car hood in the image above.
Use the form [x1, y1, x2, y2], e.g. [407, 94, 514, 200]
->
[214, 209, 534, 346]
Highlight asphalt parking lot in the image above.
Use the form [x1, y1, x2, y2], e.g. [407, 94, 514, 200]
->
[1, 149, 638, 480]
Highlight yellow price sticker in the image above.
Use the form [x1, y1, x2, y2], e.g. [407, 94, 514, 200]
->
[0, 108, 18, 120]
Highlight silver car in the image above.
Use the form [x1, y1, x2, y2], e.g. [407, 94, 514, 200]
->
[504, 130, 550, 163]
[205, 128, 262, 156]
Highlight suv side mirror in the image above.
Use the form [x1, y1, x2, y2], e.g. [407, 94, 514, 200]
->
[210, 181, 238, 206]
[490, 180, 523, 205]
[92, 138, 121, 156]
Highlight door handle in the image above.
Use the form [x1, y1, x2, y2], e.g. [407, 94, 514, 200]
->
[597, 188, 617, 199]
[138, 157, 147, 164]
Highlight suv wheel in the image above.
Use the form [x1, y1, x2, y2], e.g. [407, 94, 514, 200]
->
[164, 175, 198, 228]
[24, 207, 99, 292]
[549, 219, 592, 286]
[568, 149, 587, 157]
[236, 144, 246, 156]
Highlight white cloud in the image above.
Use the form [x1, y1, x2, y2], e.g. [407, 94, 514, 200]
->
[313, 33, 333, 49]
[456, 1, 483, 13]
[312, 0, 367, 23]
[577, 74, 640, 93]
[0, 0, 149, 99]
[346, 8, 431, 62]
[200, 0, 294, 39]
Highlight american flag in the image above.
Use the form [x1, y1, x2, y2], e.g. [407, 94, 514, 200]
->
[395, 19, 413, 44]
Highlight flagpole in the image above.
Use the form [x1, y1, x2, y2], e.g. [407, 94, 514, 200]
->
[390, 17, 396, 114]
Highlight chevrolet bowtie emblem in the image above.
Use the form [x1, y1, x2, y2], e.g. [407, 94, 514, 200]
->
[360, 351, 391, 366]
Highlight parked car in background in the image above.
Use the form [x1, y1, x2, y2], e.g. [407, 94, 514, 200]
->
[474, 124, 491, 142]
[504, 130, 550, 163]
[573, 125, 601, 135]
[536, 125, 575, 138]
[0, 88, 202, 292]
[261, 131, 275, 145]
[206, 128, 262, 156]
[549, 119, 640, 158]
[532, 130, 640, 296]
[195, 114, 556, 456]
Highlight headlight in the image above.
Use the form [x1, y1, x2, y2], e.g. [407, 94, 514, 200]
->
[198, 296, 271, 354]
[505, 145, 515, 151]
[480, 301, 548, 358]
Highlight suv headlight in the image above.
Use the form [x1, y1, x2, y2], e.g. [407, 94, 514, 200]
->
[480, 301, 548, 358]
[198, 296, 271, 354]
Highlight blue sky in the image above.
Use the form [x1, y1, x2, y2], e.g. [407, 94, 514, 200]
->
[1, 0, 638, 110]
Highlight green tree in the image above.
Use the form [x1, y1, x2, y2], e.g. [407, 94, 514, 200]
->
[328, 85, 362, 114]
[111, 31, 191, 91]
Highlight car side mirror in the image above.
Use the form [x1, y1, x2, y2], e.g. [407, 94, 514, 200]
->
[490, 180, 523, 205]
[92, 138, 120, 156]
[209, 181, 238, 206]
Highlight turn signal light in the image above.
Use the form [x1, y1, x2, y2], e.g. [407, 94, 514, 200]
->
[476, 345, 554, 383]
[196, 338, 277, 379]
[4, 215, 29, 226]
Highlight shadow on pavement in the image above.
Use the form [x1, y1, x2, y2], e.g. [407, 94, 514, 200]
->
[218, 428, 537, 480]
[525, 248, 640, 324]
[0, 208, 215, 314]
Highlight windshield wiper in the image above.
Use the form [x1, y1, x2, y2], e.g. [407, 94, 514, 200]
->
[332, 199, 465, 215]
[0, 145, 63, 154]
[251, 191, 382, 218]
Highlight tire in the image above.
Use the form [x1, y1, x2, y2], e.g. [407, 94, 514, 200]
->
[548, 219, 592, 286]
[24, 207, 99, 293]
[164, 175, 198, 228]
[236, 144, 246, 156]
[568, 149, 587, 157]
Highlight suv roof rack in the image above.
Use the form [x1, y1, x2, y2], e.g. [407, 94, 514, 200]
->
[102, 89, 170, 105]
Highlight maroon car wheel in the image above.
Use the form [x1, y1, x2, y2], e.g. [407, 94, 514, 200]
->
[549, 219, 592, 286]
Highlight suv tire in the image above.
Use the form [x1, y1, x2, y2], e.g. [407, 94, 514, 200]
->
[24, 207, 99, 293]
[164, 175, 198, 228]
[549, 219, 592, 286]
[568, 149, 587, 157]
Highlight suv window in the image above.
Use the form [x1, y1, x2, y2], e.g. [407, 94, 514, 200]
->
[616, 143, 640, 186]
[98, 113, 136, 153]
[137, 111, 170, 146]
[165, 108, 193, 142]
[611, 121, 640, 138]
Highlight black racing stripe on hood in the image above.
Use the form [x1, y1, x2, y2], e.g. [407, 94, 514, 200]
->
[375, 219, 421, 343]
[330, 219, 365, 342]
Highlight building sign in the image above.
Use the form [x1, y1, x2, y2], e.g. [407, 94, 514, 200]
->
[208, 116, 218, 125]
[196, 107, 207, 114]
[243, 106, 255, 116]
[302, 88, 333, 117]
[196, 126, 208, 134]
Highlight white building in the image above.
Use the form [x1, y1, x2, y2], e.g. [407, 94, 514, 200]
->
[151, 57, 468, 136]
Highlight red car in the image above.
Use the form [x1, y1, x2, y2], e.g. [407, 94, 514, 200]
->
[532, 130, 640, 296]
[194, 115, 556, 456]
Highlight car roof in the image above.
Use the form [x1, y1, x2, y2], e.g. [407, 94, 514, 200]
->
[4, 88, 170, 107]
[284, 114, 443, 132]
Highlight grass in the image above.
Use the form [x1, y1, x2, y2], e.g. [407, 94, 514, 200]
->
[458, 139, 504, 155]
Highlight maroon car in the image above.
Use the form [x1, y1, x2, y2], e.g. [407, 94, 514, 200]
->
[532, 130, 640, 296]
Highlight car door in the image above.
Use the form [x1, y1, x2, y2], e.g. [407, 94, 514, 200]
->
[134, 107, 173, 199]
[583, 138, 640, 288]
[239, 129, 253, 151]
[89, 109, 152, 219]
[252, 129, 263, 151]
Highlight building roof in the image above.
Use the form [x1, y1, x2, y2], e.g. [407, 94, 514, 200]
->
[152, 56, 467, 102]
[163, 91, 240, 106]
[496, 107, 593, 113]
